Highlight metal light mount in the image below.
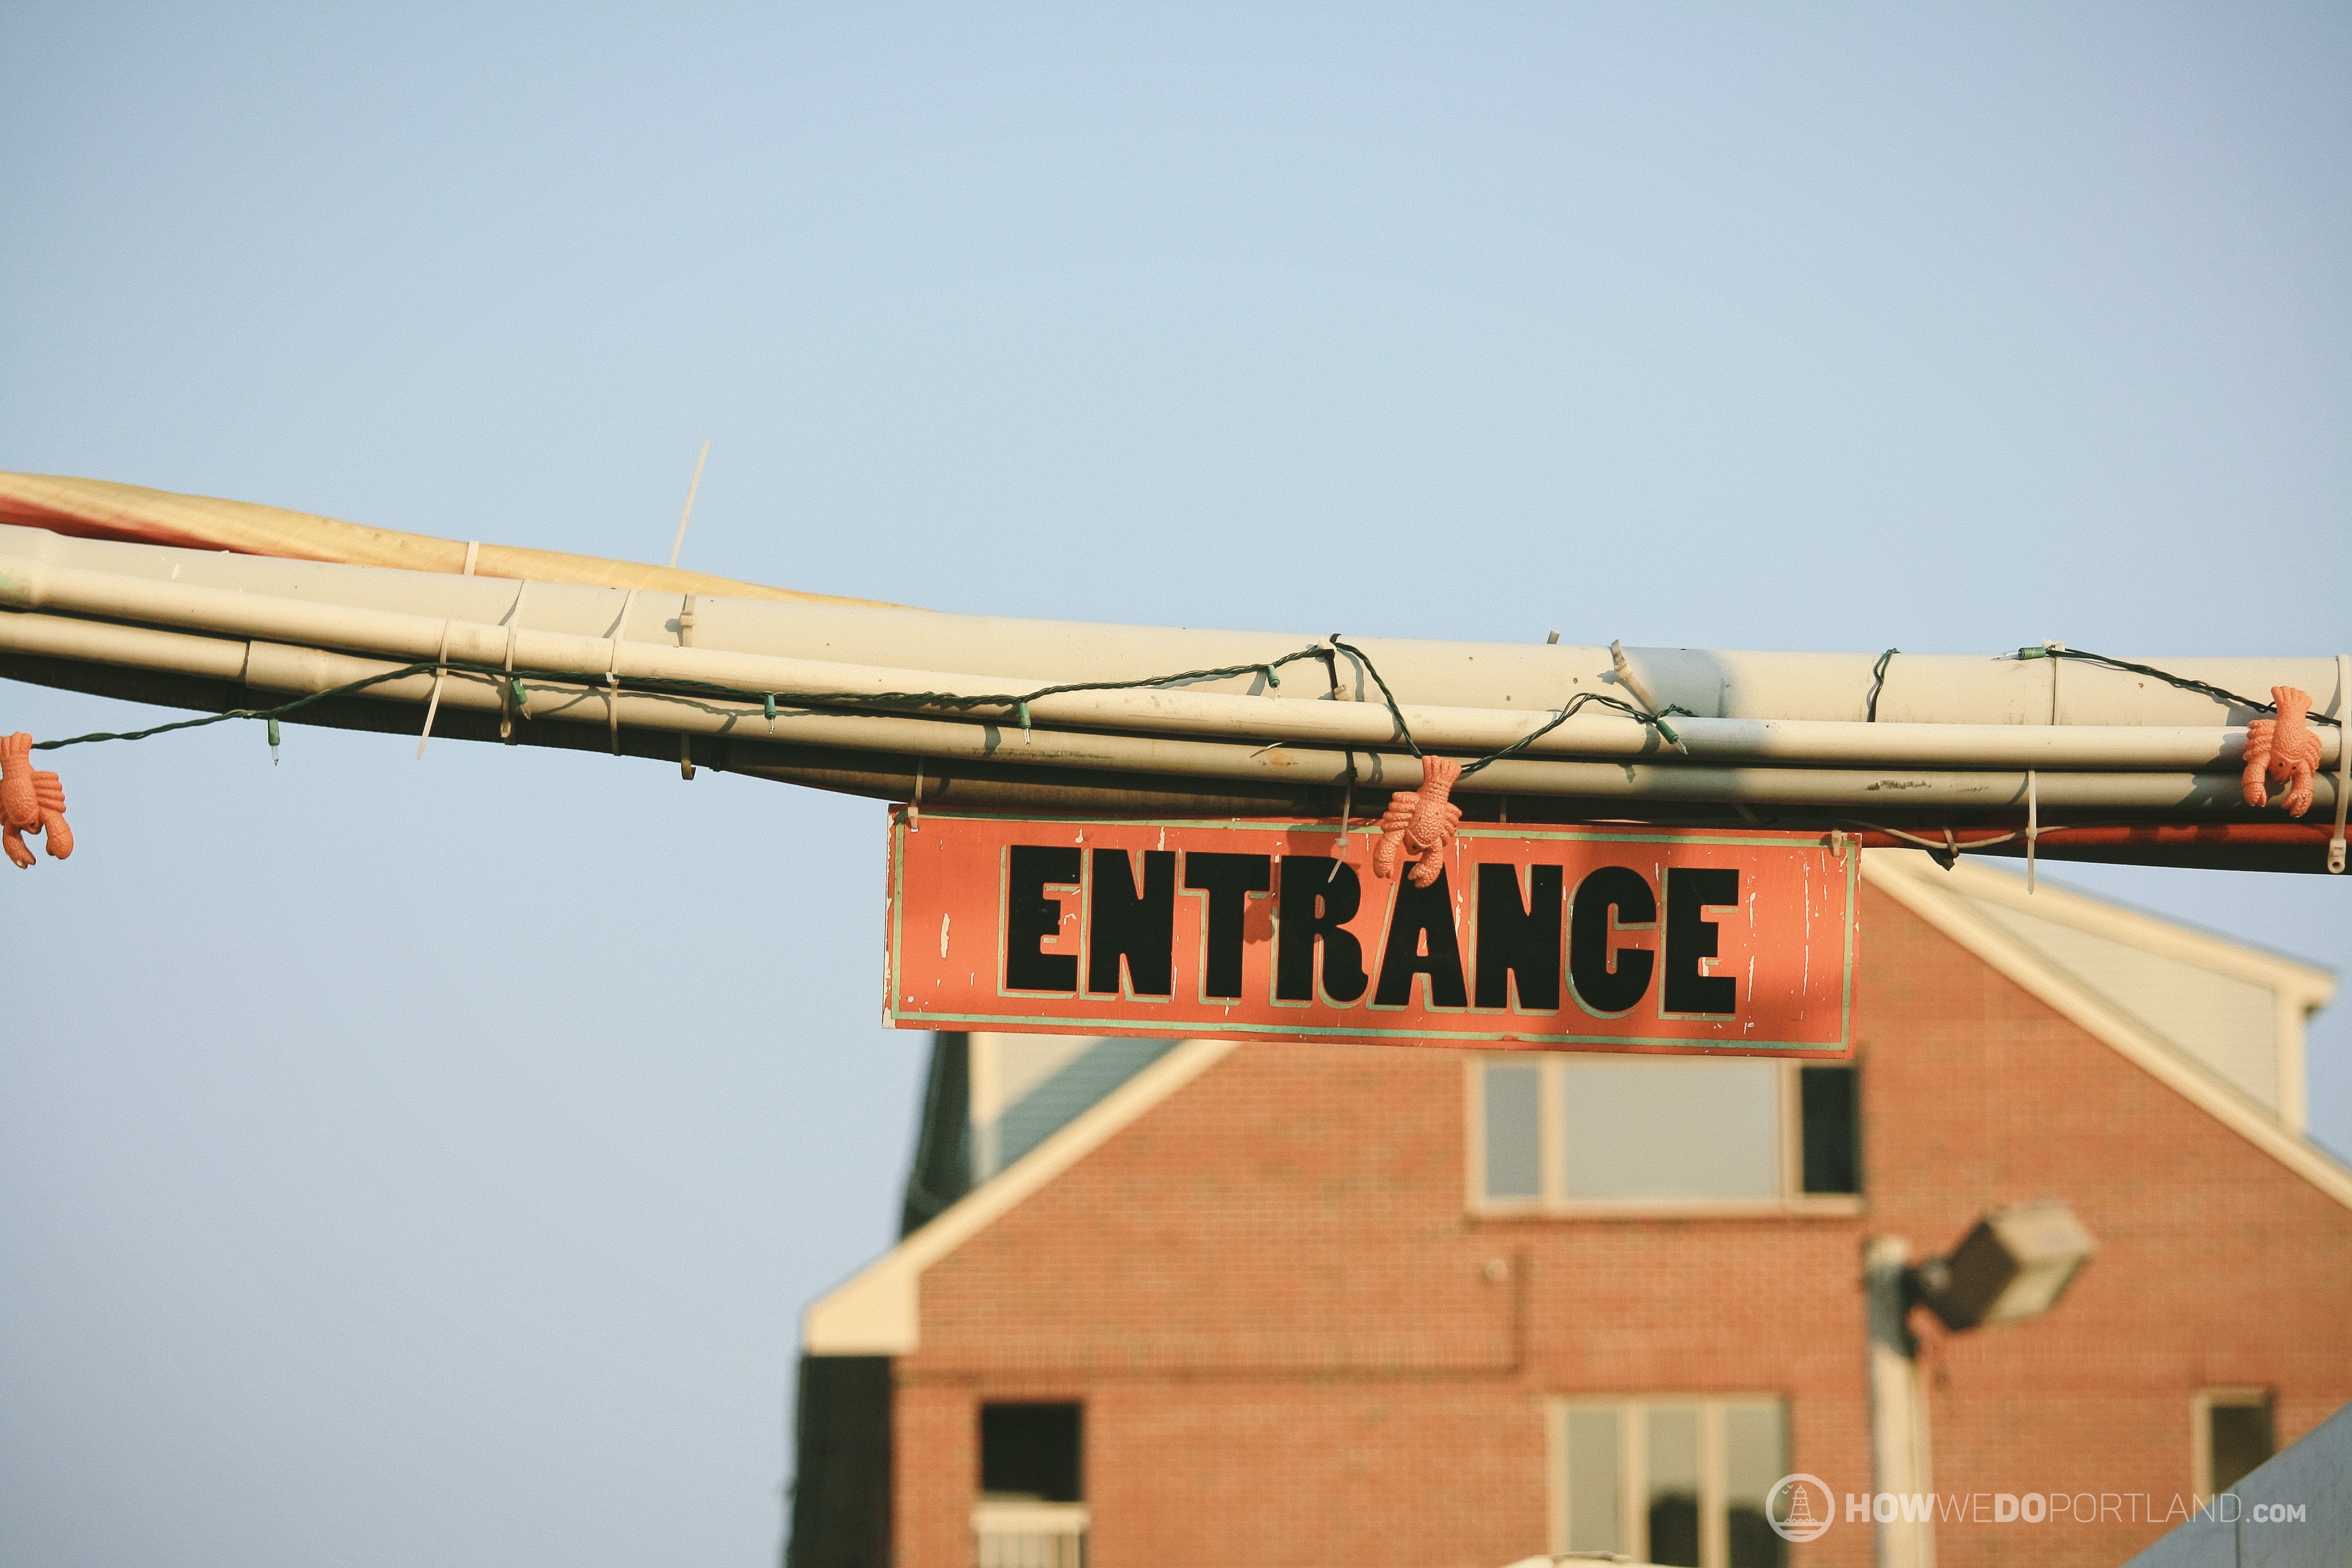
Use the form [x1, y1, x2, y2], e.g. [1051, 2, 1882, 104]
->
[1911, 1199, 2099, 1332]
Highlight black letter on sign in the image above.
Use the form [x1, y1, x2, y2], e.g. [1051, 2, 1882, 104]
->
[1183, 852, 1270, 1001]
[1005, 845, 1082, 993]
[1569, 865, 1656, 1014]
[1475, 863, 1562, 1011]
[1276, 856, 1369, 1004]
[1664, 867, 1739, 1015]
[1088, 848, 1175, 997]
[1375, 867, 1469, 1008]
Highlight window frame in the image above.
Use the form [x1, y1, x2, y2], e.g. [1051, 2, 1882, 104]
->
[2192, 1387, 2274, 1500]
[1466, 1053, 1863, 1217]
[1546, 1394, 1790, 1566]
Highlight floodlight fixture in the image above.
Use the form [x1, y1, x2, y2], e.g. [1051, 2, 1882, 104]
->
[1913, 1199, 2098, 1332]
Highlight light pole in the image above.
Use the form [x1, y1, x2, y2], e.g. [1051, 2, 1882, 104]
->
[1864, 1201, 2099, 1568]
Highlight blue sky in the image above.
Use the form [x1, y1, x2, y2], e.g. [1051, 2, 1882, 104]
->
[2, 6, 2348, 1565]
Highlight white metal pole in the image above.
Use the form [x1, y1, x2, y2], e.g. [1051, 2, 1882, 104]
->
[1864, 1236, 1935, 1568]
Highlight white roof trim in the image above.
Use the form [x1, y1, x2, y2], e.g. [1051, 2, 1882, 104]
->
[1925, 856, 2334, 1002]
[802, 1037, 1238, 1355]
[1863, 851, 2352, 1213]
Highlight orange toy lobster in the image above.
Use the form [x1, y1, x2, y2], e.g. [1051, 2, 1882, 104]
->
[1374, 755, 1463, 888]
[2241, 686, 2325, 818]
[0, 733, 74, 869]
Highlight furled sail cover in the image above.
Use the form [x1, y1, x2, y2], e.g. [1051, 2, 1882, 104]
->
[0, 471, 903, 609]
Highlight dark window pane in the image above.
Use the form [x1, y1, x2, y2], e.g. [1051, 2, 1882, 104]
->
[1646, 1405, 1702, 1567]
[2209, 1399, 2273, 1494]
[980, 1403, 1083, 1502]
[1800, 1065, 1860, 1195]
[1728, 1506, 1788, 1568]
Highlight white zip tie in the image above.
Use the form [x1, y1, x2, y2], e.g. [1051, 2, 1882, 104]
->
[606, 589, 635, 756]
[2331, 652, 2349, 875]
[500, 581, 531, 740]
[909, 760, 924, 832]
[462, 540, 480, 577]
[416, 619, 454, 759]
[676, 596, 698, 773]
[2026, 769, 2039, 892]
[1334, 756, 1356, 860]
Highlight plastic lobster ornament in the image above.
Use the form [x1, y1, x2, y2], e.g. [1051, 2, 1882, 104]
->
[0, 732, 74, 869]
[2240, 686, 2324, 818]
[1374, 754, 1464, 888]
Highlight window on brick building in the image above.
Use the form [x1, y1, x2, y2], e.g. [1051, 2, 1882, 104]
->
[1473, 1056, 1861, 1209]
[1552, 1397, 1788, 1567]
[2194, 1390, 2273, 1498]
[976, 1403, 1086, 1568]
[1798, 1065, 1860, 1195]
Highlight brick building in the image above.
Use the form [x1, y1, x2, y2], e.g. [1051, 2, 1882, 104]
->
[787, 852, 2351, 1568]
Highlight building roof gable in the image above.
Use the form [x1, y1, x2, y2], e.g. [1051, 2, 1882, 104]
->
[803, 1039, 1236, 1355]
[1861, 850, 2349, 1212]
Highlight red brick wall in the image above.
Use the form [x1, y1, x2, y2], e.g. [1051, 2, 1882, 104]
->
[889, 883, 2352, 1567]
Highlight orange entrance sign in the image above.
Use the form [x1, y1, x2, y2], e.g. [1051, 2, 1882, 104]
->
[885, 810, 1856, 1057]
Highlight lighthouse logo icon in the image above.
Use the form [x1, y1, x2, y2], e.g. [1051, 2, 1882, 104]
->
[1768, 1473, 1836, 1543]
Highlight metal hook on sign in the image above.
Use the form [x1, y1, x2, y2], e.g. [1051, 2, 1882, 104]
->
[909, 759, 924, 832]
